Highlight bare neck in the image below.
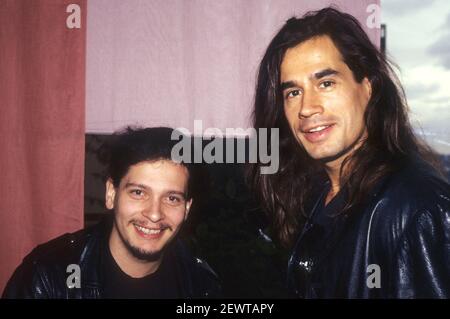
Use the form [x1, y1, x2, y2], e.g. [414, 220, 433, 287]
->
[109, 226, 161, 278]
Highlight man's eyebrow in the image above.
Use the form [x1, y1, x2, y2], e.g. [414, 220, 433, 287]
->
[280, 80, 298, 91]
[124, 182, 148, 189]
[125, 183, 187, 197]
[313, 68, 339, 79]
[280, 69, 339, 91]
[167, 190, 187, 198]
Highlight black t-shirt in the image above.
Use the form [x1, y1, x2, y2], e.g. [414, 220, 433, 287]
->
[101, 244, 182, 299]
[308, 182, 352, 260]
[313, 183, 347, 232]
[305, 183, 354, 296]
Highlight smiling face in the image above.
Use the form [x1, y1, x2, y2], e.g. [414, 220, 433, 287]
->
[106, 160, 192, 263]
[281, 35, 371, 168]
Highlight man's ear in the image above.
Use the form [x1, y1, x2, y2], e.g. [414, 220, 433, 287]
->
[184, 199, 193, 221]
[105, 178, 116, 210]
[363, 77, 372, 102]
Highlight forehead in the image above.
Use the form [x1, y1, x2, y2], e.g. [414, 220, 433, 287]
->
[121, 160, 189, 189]
[280, 35, 349, 80]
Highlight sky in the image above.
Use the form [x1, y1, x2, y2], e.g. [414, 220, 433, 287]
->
[382, 0, 450, 154]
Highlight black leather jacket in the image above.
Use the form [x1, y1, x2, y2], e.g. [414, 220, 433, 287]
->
[287, 159, 450, 298]
[2, 217, 221, 299]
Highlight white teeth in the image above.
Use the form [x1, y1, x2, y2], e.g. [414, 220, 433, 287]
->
[308, 125, 328, 133]
[135, 225, 161, 235]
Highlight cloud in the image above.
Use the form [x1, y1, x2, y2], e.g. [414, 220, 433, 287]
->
[404, 83, 440, 101]
[410, 104, 450, 135]
[382, 0, 436, 16]
[427, 12, 450, 69]
[382, 0, 450, 153]
[408, 94, 450, 138]
[419, 97, 450, 109]
[428, 35, 450, 69]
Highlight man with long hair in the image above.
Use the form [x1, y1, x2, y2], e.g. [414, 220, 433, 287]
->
[248, 7, 449, 298]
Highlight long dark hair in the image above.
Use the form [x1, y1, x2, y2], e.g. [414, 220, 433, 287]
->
[247, 7, 441, 247]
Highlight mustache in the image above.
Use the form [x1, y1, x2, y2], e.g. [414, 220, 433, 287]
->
[130, 219, 172, 231]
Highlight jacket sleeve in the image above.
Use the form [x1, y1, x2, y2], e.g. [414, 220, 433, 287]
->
[392, 205, 450, 298]
[2, 256, 51, 299]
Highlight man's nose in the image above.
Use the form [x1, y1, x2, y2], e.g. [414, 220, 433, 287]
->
[142, 199, 163, 222]
[298, 90, 323, 118]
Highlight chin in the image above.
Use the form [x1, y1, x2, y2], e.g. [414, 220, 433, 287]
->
[127, 240, 165, 261]
[305, 147, 341, 162]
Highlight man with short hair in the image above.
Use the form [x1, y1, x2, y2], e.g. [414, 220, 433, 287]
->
[248, 7, 449, 298]
[3, 127, 221, 298]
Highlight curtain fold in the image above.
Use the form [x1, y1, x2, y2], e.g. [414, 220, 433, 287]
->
[0, 0, 86, 292]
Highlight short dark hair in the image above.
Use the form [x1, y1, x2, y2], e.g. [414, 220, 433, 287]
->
[100, 126, 197, 199]
[247, 7, 440, 246]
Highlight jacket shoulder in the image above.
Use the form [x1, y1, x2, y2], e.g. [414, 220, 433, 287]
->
[27, 229, 87, 264]
[367, 160, 449, 253]
[2, 226, 95, 299]
[173, 240, 222, 298]
[365, 161, 450, 297]
[192, 256, 222, 297]
[376, 160, 450, 217]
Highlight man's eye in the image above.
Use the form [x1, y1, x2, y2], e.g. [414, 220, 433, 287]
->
[168, 195, 180, 202]
[320, 81, 334, 88]
[166, 195, 184, 205]
[286, 90, 301, 99]
[130, 189, 144, 197]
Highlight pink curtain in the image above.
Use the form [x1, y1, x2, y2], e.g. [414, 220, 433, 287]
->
[0, 0, 86, 292]
[86, 0, 380, 134]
